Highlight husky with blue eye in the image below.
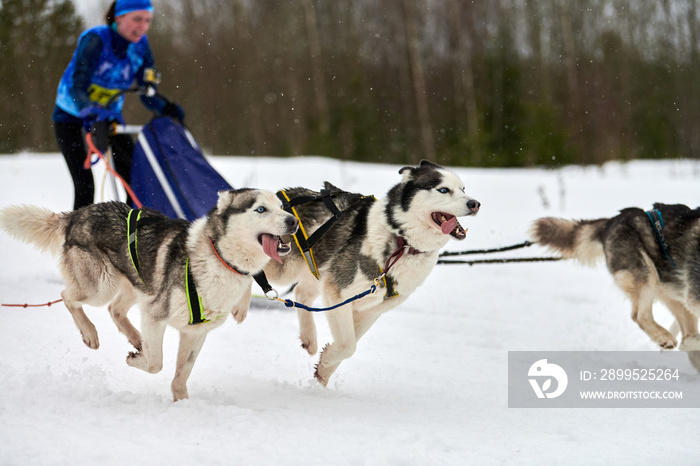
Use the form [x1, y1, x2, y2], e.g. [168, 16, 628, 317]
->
[264, 160, 480, 386]
[0, 189, 298, 401]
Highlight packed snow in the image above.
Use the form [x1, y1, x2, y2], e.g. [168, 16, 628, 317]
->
[1, 153, 699, 465]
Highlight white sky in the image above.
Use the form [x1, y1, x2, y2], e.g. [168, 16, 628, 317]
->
[73, 0, 116, 26]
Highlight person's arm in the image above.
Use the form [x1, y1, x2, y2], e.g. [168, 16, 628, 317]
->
[136, 45, 185, 122]
[70, 32, 104, 112]
[136, 46, 166, 111]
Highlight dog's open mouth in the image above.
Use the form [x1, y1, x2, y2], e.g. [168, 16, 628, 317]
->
[259, 234, 292, 264]
[432, 212, 467, 240]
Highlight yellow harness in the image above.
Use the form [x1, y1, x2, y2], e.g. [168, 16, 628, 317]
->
[275, 190, 402, 300]
[277, 190, 323, 279]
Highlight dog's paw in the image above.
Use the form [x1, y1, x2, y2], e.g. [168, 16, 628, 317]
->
[680, 335, 700, 351]
[313, 366, 329, 387]
[126, 350, 147, 371]
[313, 350, 331, 386]
[171, 383, 189, 402]
[81, 329, 99, 350]
[647, 328, 678, 350]
[126, 334, 142, 352]
[231, 306, 248, 324]
[300, 337, 317, 356]
[655, 336, 678, 350]
[127, 350, 162, 374]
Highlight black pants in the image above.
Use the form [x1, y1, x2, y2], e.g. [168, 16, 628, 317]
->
[54, 121, 134, 210]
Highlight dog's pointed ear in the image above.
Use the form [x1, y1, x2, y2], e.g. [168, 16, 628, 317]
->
[400, 160, 442, 179]
[419, 159, 442, 170]
[323, 181, 341, 192]
[398, 166, 416, 181]
[216, 190, 234, 211]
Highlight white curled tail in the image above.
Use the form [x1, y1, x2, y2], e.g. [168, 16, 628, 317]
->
[0, 205, 66, 255]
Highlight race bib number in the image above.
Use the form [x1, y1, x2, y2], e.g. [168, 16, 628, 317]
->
[87, 84, 121, 106]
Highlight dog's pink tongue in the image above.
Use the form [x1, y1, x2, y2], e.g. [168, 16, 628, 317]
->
[261, 234, 283, 264]
[441, 216, 458, 235]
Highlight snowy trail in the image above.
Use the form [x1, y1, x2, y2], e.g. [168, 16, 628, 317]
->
[1, 154, 699, 465]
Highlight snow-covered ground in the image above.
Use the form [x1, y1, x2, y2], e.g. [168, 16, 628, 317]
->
[1, 154, 699, 465]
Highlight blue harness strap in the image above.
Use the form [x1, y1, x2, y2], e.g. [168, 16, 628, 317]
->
[645, 209, 676, 267]
[278, 284, 378, 312]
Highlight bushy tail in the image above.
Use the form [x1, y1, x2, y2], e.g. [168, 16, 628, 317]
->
[0, 205, 67, 255]
[529, 217, 608, 266]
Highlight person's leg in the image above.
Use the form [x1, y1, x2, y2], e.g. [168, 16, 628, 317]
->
[54, 121, 93, 210]
[110, 134, 134, 206]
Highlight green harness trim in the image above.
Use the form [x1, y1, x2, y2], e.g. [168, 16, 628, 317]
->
[127, 209, 146, 287]
[185, 258, 210, 325]
[127, 209, 209, 326]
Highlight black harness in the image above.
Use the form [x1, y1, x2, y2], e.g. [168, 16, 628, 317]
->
[127, 209, 210, 325]
[127, 209, 161, 289]
[185, 257, 209, 325]
[274, 190, 416, 300]
[127, 209, 279, 323]
[276, 189, 345, 279]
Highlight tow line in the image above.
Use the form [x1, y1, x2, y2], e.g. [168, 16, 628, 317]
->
[437, 240, 562, 266]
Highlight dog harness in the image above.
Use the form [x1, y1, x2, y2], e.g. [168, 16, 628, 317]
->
[266, 234, 422, 311]
[127, 208, 159, 289]
[645, 209, 676, 268]
[276, 189, 345, 279]
[274, 190, 426, 301]
[380, 236, 424, 300]
[127, 209, 211, 325]
[184, 257, 210, 325]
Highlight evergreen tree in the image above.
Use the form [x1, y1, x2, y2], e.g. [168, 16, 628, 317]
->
[0, 0, 83, 152]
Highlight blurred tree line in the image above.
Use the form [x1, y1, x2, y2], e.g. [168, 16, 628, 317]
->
[1, 0, 699, 167]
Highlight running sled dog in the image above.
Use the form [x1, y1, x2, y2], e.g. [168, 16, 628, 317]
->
[264, 160, 481, 385]
[530, 203, 700, 351]
[0, 189, 298, 401]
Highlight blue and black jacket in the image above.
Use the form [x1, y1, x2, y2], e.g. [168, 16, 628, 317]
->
[53, 24, 167, 124]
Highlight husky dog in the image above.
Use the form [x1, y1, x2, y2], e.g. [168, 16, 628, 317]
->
[264, 160, 480, 385]
[0, 190, 298, 400]
[530, 203, 700, 351]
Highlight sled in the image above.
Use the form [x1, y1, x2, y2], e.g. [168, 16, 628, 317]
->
[84, 72, 232, 221]
[128, 117, 232, 221]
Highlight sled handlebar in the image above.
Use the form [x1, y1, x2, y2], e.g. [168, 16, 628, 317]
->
[112, 124, 144, 135]
[95, 68, 176, 136]
[104, 67, 171, 109]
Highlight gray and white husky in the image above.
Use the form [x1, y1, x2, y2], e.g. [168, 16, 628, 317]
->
[0, 189, 298, 400]
[264, 160, 480, 385]
[530, 203, 700, 351]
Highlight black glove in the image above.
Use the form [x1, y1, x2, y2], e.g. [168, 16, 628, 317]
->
[161, 102, 185, 123]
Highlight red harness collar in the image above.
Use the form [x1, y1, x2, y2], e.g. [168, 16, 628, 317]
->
[209, 239, 248, 276]
[397, 236, 423, 255]
[383, 236, 422, 274]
